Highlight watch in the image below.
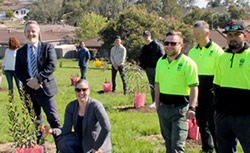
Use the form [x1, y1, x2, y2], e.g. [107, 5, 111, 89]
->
[188, 106, 196, 112]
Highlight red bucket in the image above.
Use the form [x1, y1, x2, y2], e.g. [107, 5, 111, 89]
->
[16, 145, 43, 153]
[103, 82, 112, 93]
[134, 93, 145, 108]
[0, 76, 2, 88]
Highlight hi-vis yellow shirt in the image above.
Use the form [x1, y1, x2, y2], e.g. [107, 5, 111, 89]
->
[213, 48, 250, 90]
[155, 53, 199, 96]
[188, 41, 224, 76]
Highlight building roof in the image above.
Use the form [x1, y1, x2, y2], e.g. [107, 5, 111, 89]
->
[1, 1, 32, 11]
[84, 37, 103, 48]
[209, 29, 227, 49]
[0, 28, 74, 45]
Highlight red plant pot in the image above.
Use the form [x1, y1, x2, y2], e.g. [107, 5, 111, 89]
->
[70, 77, 78, 86]
[0, 76, 2, 88]
[134, 93, 145, 108]
[103, 82, 112, 93]
[16, 145, 43, 153]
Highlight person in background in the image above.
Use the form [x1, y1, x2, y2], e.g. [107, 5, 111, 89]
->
[42, 79, 112, 153]
[213, 21, 250, 153]
[110, 36, 127, 95]
[2, 37, 22, 95]
[78, 41, 91, 79]
[15, 20, 61, 152]
[188, 20, 223, 153]
[155, 31, 199, 153]
[139, 30, 164, 107]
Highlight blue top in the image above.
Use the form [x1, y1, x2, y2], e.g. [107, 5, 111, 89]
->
[78, 47, 91, 67]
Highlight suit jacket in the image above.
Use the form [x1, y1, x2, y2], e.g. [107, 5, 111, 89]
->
[59, 97, 112, 153]
[15, 42, 58, 97]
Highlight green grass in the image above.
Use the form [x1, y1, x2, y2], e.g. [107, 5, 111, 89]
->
[0, 59, 244, 153]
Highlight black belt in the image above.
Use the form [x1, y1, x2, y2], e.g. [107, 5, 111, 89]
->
[160, 93, 189, 105]
[160, 103, 186, 108]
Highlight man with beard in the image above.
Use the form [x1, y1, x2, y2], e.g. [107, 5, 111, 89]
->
[15, 20, 61, 152]
[155, 31, 199, 152]
[188, 20, 223, 153]
[213, 21, 250, 153]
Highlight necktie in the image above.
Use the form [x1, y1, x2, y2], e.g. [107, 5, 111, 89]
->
[30, 46, 37, 77]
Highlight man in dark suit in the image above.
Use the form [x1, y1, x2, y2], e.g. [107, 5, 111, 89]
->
[15, 20, 61, 150]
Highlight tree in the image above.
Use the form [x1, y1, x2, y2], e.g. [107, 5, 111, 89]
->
[62, 0, 84, 25]
[217, 13, 231, 28]
[200, 9, 218, 29]
[6, 10, 14, 18]
[228, 4, 246, 19]
[99, 0, 123, 18]
[136, 0, 162, 12]
[183, 7, 203, 25]
[26, 0, 63, 24]
[207, 0, 221, 7]
[75, 12, 107, 41]
[161, 0, 196, 19]
[99, 7, 194, 61]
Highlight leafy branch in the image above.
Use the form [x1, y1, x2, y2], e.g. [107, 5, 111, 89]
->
[124, 62, 150, 103]
[7, 90, 40, 148]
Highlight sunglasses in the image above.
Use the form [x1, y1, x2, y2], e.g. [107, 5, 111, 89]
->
[225, 24, 240, 31]
[164, 41, 180, 46]
[75, 88, 88, 92]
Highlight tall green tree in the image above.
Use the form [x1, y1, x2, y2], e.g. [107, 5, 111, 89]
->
[228, 4, 246, 19]
[5, 10, 14, 18]
[62, 0, 84, 25]
[27, 0, 63, 24]
[161, 0, 196, 19]
[75, 12, 107, 41]
[207, 0, 221, 7]
[183, 7, 203, 25]
[99, 0, 123, 18]
[136, 0, 162, 12]
[99, 7, 193, 61]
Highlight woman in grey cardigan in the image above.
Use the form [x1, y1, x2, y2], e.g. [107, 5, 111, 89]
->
[42, 79, 112, 153]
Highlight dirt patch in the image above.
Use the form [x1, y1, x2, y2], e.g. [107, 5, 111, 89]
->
[113, 105, 156, 113]
[186, 138, 202, 150]
[0, 142, 56, 153]
[138, 134, 201, 150]
[0, 88, 8, 92]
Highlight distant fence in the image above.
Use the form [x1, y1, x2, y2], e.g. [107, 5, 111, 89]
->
[0, 46, 7, 58]
[0, 45, 108, 59]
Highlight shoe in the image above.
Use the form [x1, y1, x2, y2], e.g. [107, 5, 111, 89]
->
[149, 102, 156, 108]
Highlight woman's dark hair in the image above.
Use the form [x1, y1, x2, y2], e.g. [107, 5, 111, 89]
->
[75, 79, 89, 88]
[8, 37, 20, 50]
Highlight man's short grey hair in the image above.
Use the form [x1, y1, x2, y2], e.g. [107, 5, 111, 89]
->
[193, 20, 209, 33]
[24, 20, 40, 32]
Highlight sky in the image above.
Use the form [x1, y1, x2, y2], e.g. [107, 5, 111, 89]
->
[194, 0, 209, 8]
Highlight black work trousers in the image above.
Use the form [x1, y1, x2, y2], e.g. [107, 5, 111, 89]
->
[196, 89, 218, 153]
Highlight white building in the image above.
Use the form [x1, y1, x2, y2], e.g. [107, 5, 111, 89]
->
[0, 1, 31, 20]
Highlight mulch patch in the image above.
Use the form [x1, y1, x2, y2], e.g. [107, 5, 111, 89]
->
[186, 138, 202, 150]
[0, 142, 56, 153]
[138, 134, 202, 150]
[0, 88, 8, 92]
[113, 105, 156, 113]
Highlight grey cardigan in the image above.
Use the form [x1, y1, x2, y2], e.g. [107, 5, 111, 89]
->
[58, 97, 112, 153]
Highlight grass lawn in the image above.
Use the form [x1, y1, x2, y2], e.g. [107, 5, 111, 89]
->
[0, 59, 244, 153]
